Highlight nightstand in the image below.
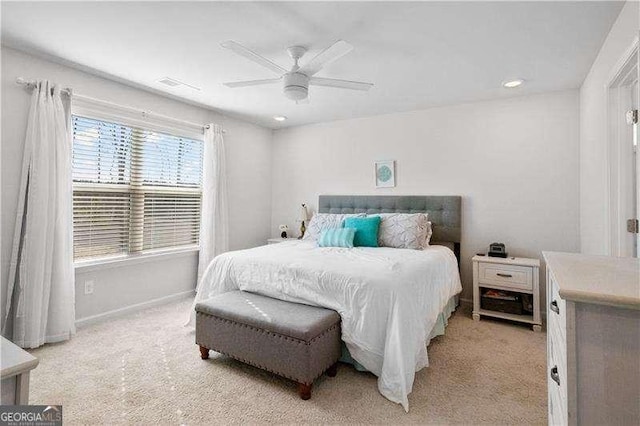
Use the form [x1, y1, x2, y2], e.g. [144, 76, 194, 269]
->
[472, 255, 541, 331]
[267, 238, 291, 245]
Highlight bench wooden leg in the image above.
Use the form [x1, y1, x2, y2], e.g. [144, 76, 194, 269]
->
[199, 345, 209, 360]
[297, 382, 312, 400]
[327, 362, 338, 377]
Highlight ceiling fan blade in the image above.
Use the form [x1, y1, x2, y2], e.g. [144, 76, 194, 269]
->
[298, 40, 353, 76]
[221, 40, 287, 75]
[310, 77, 373, 91]
[223, 78, 282, 88]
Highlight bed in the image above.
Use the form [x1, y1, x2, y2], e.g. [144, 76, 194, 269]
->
[190, 195, 462, 411]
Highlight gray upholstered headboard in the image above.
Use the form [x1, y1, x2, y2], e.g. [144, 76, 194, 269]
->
[318, 195, 462, 264]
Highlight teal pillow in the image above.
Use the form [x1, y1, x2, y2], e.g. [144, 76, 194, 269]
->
[318, 228, 356, 248]
[343, 216, 381, 247]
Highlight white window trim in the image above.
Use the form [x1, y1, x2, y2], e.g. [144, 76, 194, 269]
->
[72, 97, 205, 141]
[74, 246, 199, 273]
[71, 99, 205, 268]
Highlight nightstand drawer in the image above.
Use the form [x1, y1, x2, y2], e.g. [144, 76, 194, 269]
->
[478, 263, 533, 291]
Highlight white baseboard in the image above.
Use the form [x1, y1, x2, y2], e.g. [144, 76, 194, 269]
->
[75, 289, 195, 328]
[459, 297, 472, 308]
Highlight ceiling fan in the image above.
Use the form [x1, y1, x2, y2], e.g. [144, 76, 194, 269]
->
[221, 40, 373, 102]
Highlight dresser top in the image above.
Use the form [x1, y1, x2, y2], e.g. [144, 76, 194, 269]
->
[543, 251, 640, 309]
[1, 336, 39, 379]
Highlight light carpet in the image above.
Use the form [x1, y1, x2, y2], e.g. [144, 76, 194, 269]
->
[28, 298, 547, 424]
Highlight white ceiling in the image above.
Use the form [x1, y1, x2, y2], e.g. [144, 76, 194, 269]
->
[1, 1, 623, 129]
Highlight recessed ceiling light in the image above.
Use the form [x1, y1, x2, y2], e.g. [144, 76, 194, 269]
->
[273, 116, 287, 122]
[503, 79, 524, 88]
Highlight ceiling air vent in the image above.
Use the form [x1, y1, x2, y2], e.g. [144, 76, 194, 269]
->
[158, 77, 181, 87]
[157, 77, 201, 91]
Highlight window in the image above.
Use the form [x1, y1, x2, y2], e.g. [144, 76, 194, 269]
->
[72, 115, 203, 261]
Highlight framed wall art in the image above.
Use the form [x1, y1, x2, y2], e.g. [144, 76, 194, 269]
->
[375, 160, 395, 188]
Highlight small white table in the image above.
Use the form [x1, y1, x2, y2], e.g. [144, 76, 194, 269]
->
[1, 336, 39, 404]
[472, 255, 541, 331]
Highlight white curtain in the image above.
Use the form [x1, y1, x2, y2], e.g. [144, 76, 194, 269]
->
[3, 81, 76, 348]
[197, 124, 229, 282]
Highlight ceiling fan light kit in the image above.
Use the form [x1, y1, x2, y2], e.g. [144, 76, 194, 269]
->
[222, 39, 373, 103]
[283, 72, 309, 101]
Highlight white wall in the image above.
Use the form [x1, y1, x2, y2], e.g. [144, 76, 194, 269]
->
[271, 90, 580, 305]
[579, 0, 639, 255]
[1, 46, 273, 323]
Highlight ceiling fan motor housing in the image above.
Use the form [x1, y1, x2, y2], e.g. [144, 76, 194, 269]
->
[283, 72, 309, 101]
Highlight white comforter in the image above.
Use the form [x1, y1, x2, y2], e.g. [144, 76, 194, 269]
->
[189, 240, 461, 411]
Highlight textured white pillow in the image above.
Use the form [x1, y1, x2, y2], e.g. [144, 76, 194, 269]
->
[376, 213, 429, 250]
[303, 213, 365, 240]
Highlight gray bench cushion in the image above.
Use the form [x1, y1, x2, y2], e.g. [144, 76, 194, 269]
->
[195, 291, 340, 342]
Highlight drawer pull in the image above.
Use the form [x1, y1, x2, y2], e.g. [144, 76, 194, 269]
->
[550, 366, 560, 386]
[550, 300, 560, 315]
[496, 273, 513, 278]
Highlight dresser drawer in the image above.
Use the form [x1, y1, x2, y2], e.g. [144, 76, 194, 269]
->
[549, 377, 567, 426]
[548, 269, 568, 422]
[547, 271, 566, 341]
[548, 325, 564, 366]
[548, 329, 568, 425]
[478, 263, 533, 291]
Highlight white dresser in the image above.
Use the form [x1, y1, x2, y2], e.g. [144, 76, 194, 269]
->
[543, 252, 640, 426]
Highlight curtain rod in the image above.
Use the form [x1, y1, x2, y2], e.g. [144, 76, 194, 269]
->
[15, 77, 225, 134]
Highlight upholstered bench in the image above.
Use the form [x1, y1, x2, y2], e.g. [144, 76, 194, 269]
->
[195, 291, 341, 400]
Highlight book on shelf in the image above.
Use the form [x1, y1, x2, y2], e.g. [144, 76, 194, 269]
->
[482, 289, 518, 301]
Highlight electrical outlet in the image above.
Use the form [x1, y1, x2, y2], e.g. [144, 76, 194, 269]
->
[84, 280, 94, 295]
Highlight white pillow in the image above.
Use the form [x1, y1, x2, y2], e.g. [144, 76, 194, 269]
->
[303, 213, 365, 240]
[376, 213, 429, 250]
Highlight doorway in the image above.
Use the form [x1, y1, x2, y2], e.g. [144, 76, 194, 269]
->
[607, 39, 639, 258]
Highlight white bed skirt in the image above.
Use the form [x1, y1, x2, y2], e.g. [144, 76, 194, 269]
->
[340, 295, 458, 371]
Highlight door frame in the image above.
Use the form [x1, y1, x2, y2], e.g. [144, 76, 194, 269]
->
[605, 36, 638, 256]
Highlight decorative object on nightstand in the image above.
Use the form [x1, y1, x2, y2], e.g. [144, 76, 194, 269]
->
[488, 242, 508, 258]
[297, 204, 309, 239]
[472, 255, 541, 331]
[279, 224, 289, 239]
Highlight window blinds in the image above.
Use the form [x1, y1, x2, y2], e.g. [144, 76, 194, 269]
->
[72, 115, 203, 261]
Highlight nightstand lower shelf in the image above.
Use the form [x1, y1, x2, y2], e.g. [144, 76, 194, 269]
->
[473, 309, 541, 331]
[474, 308, 534, 323]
